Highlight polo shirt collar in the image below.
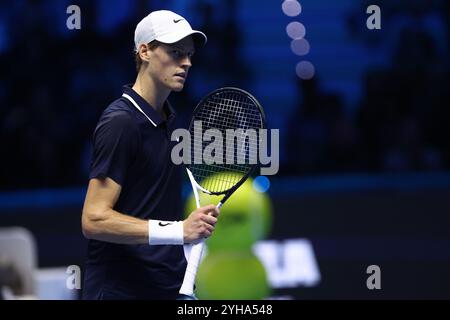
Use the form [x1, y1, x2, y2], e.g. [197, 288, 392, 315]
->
[122, 84, 176, 127]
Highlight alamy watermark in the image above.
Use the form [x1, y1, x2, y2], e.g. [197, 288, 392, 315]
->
[366, 5, 381, 30]
[171, 121, 279, 176]
[366, 265, 381, 290]
[66, 5, 81, 30]
[66, 265, 81, 290]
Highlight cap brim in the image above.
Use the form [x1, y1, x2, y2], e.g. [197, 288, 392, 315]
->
[156, 30, 207, 47]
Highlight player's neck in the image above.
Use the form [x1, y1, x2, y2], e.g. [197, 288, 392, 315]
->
[132, 73, 169, 115]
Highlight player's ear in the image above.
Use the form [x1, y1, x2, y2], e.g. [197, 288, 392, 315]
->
[138, 43, 151, 63]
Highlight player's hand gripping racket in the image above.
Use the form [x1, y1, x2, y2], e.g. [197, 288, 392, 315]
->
[177, 87, 266, 299]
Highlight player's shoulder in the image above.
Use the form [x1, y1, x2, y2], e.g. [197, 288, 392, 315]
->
[97, 98, 138, 131]
[102, 97, 137, 121]
[103, 96, 135, 117]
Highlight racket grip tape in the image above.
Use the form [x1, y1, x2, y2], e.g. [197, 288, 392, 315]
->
[179, 240, 205, 296]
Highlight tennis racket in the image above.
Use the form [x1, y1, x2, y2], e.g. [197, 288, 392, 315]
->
[178, 87, 266, 299]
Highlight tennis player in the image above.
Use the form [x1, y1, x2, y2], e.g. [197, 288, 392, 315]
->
[81, 10, 220, 300]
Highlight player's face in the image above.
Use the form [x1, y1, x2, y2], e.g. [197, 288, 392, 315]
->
[148, 36, 195, 92]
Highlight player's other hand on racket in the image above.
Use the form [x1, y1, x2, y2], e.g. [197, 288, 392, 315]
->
[183, 204, 220, 244]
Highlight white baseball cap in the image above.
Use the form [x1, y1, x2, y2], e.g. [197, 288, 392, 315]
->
[134, 10, 207, 52]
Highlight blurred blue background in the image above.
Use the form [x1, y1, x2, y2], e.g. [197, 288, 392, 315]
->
[0, 0, 449, 299]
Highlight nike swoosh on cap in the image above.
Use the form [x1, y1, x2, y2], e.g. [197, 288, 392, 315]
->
[173, 19, 184, 23]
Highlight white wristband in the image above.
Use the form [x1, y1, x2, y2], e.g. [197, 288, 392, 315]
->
[148, 220, 184, 245]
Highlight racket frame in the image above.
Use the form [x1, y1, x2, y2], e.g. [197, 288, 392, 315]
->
[178, 87, 266, 299]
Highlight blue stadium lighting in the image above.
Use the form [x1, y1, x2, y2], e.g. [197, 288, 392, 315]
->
[296, 60, 315, 80]
[286, 21, 306, 40]
[253, 176, 271, 193]
[290, 38, 310, 56]
[282, 0, 302, 17]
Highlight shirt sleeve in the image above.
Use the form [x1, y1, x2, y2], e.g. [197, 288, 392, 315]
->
[89, 110, 140, 186]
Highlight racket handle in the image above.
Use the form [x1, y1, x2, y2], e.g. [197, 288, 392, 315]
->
[179, 240, 205, 297]
[178, 203, 223, 297]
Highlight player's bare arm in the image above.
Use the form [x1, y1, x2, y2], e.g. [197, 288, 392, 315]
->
[82, 177, 218, 244]
[82, 177, 149, 244]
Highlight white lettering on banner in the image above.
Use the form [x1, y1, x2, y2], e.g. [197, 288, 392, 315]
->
[253, 239, 321, 288]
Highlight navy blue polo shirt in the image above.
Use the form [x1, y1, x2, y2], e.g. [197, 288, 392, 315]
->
[83, 85, 186, 300]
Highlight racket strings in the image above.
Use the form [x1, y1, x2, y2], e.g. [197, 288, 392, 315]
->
[189, 90, 263, 193]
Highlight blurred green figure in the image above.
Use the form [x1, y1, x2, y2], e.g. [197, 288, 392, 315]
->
[196, 251, 270, 300]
